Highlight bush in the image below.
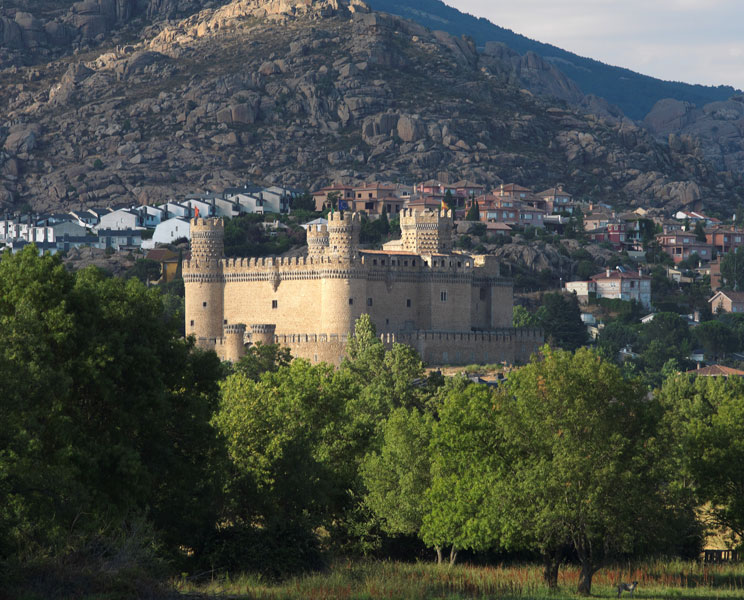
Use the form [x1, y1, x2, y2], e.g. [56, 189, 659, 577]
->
[202, 521, 324, 580]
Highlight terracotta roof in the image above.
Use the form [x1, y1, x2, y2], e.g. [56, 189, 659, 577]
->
[685, 365, 744, 377]
[536, 187, 572, 198]
[710, 290, 744, 303]
[146, 248, 179, 262]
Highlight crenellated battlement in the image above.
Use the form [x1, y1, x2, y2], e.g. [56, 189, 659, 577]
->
[184, 208, 523, 366]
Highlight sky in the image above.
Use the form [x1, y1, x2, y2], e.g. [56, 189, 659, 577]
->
[447, 0, 744, 90]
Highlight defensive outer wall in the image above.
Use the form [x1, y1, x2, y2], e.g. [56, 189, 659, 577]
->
[183, 211, 543, 366]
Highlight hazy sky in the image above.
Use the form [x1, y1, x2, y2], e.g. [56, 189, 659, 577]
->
[447, 0, 744, 90]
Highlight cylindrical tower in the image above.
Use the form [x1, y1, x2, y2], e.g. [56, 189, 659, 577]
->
[184, 218, 225, 343]
[250, 323, 276, 346]
[327, 211, 360, 260]
[306, 223, 329, 259]
[222, 323, 247, 362]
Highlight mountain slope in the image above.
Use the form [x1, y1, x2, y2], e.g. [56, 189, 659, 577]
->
[0, 0, 740, 214]
[365, 0, 739, 121]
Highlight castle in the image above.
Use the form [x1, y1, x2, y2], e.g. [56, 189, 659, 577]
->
[183, 209, 542, 365]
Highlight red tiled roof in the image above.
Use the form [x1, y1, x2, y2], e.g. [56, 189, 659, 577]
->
[686, 364, 744, 377]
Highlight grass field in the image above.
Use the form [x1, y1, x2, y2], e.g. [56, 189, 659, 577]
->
[174, 559, 744, 599]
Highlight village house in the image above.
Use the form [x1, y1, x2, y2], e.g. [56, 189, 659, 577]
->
[95, 208, 144, 232]
[709, 290, 744, 314]
[145, 248, 181, 284]
[312, 184, 355, 211]
[535, 186, 574, 213]
[565, 268, 652, 309]
[150, 217, 190, 246]
[706, 228, 744, 255]
[656, 232, 713, 263]
[351, 182, 404, 215]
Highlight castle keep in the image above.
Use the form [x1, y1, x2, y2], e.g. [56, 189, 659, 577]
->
[183, 210, 542, 365]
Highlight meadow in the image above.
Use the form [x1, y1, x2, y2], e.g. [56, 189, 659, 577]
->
[174, 559, 744, 599]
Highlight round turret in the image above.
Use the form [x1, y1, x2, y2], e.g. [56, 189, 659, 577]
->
[189, 218, 225, 267]
[222, 323, 247, 362]
[250, 323, 276, 346]
[184, 218, 225, 342]
[327, 211, 360, 260]
[306, 223, 329, 258]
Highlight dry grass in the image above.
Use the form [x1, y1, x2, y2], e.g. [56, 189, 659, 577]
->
[174, 559, 744, 599]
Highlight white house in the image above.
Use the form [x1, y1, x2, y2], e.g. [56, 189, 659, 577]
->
[162, 202, 192, 219]
[229, 193, 265, 214]
[95, 208, 143, 232]
[182, 198, 215, 218]
[565, 268, 652, 310]
[151, 217, 190, 245]
[132, 205, 165, 228]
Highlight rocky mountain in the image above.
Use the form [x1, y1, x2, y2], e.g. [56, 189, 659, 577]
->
[644, 97, 744, 176]
[364, 0, 740, 121]
[0, 0, 741, 214]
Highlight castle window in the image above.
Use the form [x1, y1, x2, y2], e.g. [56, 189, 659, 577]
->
[190, 320, 194, 326]
[412, 260, 416, 266]
[272, 300, 278, 309]
[441, 291, 447, 302]
[349, 298, 354, 305]
[406, 299, 411, 308]
[203, 301, 207, 307]
[367, 298, 373, 307]
[224, 319, 227, 324]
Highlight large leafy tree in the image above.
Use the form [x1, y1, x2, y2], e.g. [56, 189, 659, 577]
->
[421, 380, 505, 565]
[537, 292, 587, 351]
[720, 247, 744, 290]
[0, 247, 224, 569]
[361, 407, 433, 547]
[494, 347, 687, 594]
[660, 374, 744, 540]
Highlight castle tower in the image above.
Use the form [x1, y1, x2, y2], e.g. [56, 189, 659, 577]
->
[326, 211, 360, 260]
[250, 323, 277, 346]
[184, 218, 225, 343]
[306, 223, 329, 259]
[400, 208, 453, 254]
[221, 323, 247, 362]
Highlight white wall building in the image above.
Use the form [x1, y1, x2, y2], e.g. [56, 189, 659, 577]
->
[95, 208, 142, 232]
[152, 217, 191, 245]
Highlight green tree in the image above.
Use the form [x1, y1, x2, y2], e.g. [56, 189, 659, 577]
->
[693, 320, 737, 361]
[597, 320, 638, 359]
[497, 347, 689, 594]
[421, 381, 501, 565]
[659, 374, 744, 539]
[512, 305, 540, 328]
[232, 342, 292, 381]
[465, 200, 480, 221]
[0, 247, 224, 572]
[361, 407, 433, 542]
[537, 292, 588, 351]
[720, 247, 744, 290]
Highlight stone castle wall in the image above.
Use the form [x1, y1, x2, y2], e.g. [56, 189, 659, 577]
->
[184, 212, 535, 365]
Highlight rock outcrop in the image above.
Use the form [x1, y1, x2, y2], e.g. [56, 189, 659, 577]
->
[644, 96, 744, 174]
[0, 0, 739, 213]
